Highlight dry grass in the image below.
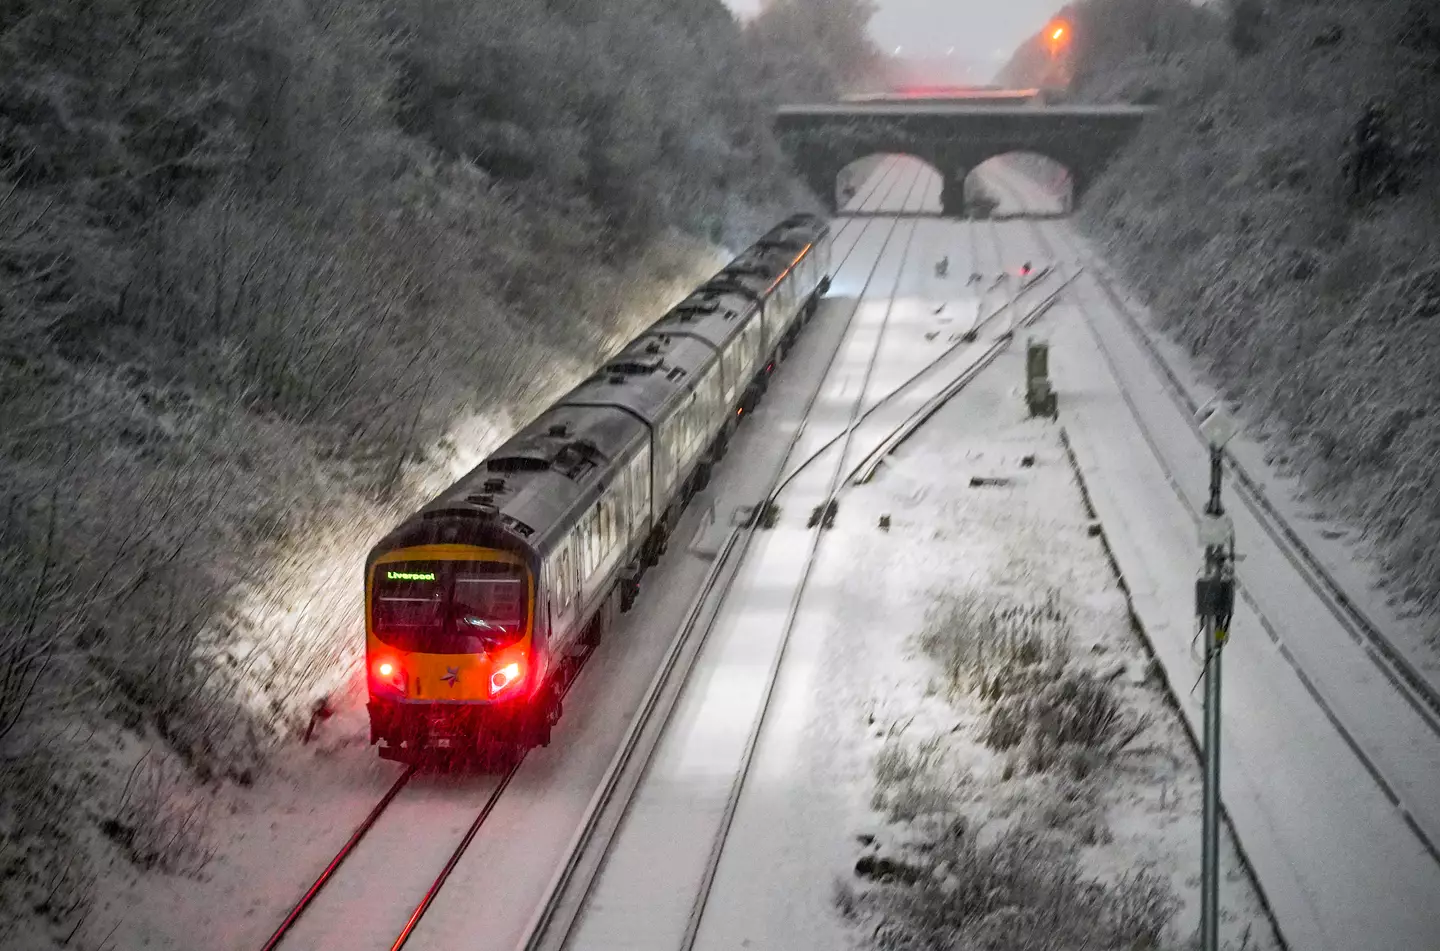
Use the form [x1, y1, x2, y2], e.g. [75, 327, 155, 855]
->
[849, 586, 1175, 950]
[855, 823, 1178, 951]
[917, 590, 1070, 698]
[920, 592, 1148, 778]
[0, 751, 95, 934]
[98, 755, 214, 876]
[872, 736, 954, 823]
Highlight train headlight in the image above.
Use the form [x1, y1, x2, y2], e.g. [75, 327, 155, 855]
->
[489, 662, 524, 696]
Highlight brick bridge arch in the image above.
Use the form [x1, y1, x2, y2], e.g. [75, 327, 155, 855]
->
[836, 153, 945, 207]
[775, 103, 1154, 214]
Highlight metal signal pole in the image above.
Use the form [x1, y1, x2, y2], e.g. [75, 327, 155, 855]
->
[1195, 403, 1237, 951]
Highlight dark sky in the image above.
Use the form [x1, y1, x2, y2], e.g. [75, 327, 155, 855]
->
[724, 0, 1062, 78]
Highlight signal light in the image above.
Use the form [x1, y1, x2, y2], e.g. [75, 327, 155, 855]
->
[378, 661, 394, 677]
[490, 662, 523, 696]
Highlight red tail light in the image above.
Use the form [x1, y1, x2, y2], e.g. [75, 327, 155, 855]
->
[371, 658, 405, 693]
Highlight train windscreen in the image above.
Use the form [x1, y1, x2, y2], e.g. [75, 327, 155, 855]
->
[372, 560, 527, 653]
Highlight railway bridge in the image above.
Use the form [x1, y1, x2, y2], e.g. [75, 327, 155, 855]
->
[774, 102, 1155, 213]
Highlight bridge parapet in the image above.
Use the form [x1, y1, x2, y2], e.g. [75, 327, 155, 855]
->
[774, 103, 1155, 214]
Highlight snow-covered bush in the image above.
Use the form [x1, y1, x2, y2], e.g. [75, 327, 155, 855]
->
[917, 591, 1069, 698]
[1075, 0, 1440, 621]
[871, 737, 952, 822]
[919, 592, 1141, 776]
[0, 0, 824, 938]
[858, 826, 1178, 950]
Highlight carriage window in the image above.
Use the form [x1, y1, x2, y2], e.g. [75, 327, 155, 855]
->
[372, 560, 527, 653]
[453, 569, 524, 634]
[373, 567, 444, 637]
[585, 509, 600, 575]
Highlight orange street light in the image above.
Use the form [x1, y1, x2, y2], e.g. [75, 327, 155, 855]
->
[1044, 19, 1071, 60]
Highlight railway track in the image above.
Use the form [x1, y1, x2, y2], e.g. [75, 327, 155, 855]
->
[771, 261, 1063, 495]
[520, 164, 931, 951]
[846, 271, 1077, 486]
[255, 160, 930, 951]
[983, 169, 1440, 865]
[1036, 214, 1440, 728]
[259, 671, 558, 951]
[259, 768, 417, 951]
[521, 169, 1085, 951]
[674, 193, 925, 951]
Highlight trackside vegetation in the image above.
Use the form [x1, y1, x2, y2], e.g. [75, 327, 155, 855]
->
[0, 0, 881, 942]
[1007, 0, 1440, 623]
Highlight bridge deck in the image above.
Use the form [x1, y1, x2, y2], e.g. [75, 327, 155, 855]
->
[777, 103, 1156, 118]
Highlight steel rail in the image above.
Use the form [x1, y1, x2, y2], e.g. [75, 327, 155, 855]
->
[848, 272, 1080, 485]
[258, 766, 417, 951]
[826, 159, 915, 276]
[679, 203, 927, 951]
[516, 164, 930, 951]
[768, 263, 1058, 499]
[1019, 209, 1440, 736]
[829, 155, 904, 241]
[388, 767, 518, 950]
[1013, 210, 1440, 867]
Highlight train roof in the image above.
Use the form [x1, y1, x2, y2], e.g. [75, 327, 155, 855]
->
[644, 284, 759, 352]
[370, 400, 648, 559]
[767, 212, 830, 242]
[703, 261, 772, 300]
[559, 331, 718, 427]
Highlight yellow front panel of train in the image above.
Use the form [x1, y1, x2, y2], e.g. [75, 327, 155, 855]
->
[366, 545, 534, 703]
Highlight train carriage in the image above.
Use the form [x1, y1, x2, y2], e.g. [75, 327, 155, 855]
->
[364, 214, 833, 763]
[646, 286, 765, 426]
[365, 402, 650, 757]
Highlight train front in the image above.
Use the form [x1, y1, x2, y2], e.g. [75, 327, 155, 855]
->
[365, 541, 543, 760]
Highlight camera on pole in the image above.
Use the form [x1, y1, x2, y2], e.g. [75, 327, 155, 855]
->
[1194, 399, 1237, 951]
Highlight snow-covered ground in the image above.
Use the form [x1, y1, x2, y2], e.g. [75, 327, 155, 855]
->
[560, 166, 943, 951]
[67, 153, 1440, 951]
[67, 159, 931, 951]
[684, 277, 1278, 951]
[559, 160, 1278, 951]
[983, 162, 1440, 949]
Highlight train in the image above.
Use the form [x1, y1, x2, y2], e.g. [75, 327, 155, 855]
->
[364, 213, 834, 763]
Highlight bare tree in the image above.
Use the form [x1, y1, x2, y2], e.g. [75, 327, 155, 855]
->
[746, 0, 884, 102]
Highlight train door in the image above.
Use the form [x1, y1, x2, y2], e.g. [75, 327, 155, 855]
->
[631, 444, 652, 539]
